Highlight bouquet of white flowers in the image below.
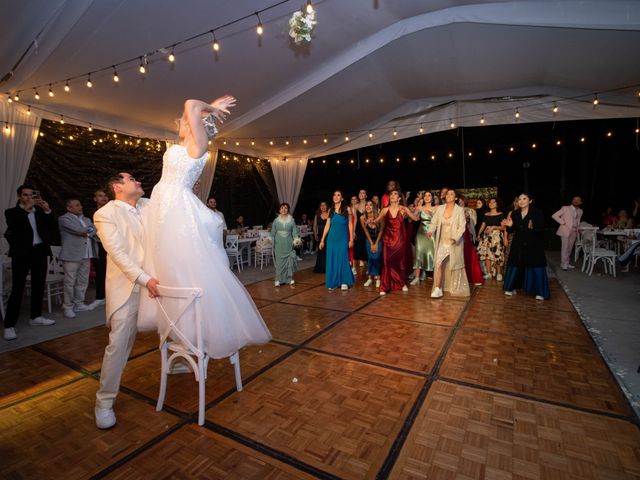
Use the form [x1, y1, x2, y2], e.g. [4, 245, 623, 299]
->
[293, 237, 302, 247]
[289, 10, 316, 44]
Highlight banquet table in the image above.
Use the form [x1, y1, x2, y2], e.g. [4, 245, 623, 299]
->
[237, 236, 258, 267]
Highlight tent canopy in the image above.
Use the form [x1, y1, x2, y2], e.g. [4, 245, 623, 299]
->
[2, 0, 640, 159]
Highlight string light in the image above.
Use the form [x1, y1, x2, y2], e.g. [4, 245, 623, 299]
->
[303, 138, 308, 144]
[393, 127, 397, 136]
[4, 123, 9, 134]
[255, 13, 264, 35]
[449, 120, 455, 129]
[635, 128, 640, 134]
[368, 131, 373, 139]
[336, 159, 340, 164]
[395, 157, 400, 162]
[7, 95, 12, 103]
[480, 114, 485, 125]
[606, 131, 612, 137]
[64, 81, 70, 92]
[515, 109, 520, 120]
[344, 133, 349, 141]
[34, 90, 40, 100]
[531, 143, 536, 148]
[269, 140, 274, 145]
[251, 140, 255, 145]
[13, 93, 19, 101]
[168, 47, 176, 62]
[323, 137, 328, 143]
[580, 137, 586, 142]
[509, 146, 514, 152]
[310, 159, 314, 164]
[365, 158, 370, 163]
[468, 152, 472, 157]
[88, 124, 93, 131]
[431, 155, 435, 160]
[552, 103, 558, 114]
[285, 139, 289, 145]
[48, 85, 54, 97]
[139, 57, 146, 74]
[112, 66, 119, 82]
[448, 152, 453, 158]
[412, 156, 416, 161]
[212, 31, 220, 51]
[60, 115, 64, 124]
[27, 105, 31, 115]
[306, 1, 313, 14]
[593, 95, 598, 108]
[322, 159, 326, 164]
[87, 75, 93, 88]
[350, 159, 355, 164]
[419, 124, 424, 133]
[556, 140, 561, 145]
[379, 157, 384, 163]
[488, 149, 493, 154]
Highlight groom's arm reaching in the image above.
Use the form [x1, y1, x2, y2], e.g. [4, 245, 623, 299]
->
[95, 208, 159, 297]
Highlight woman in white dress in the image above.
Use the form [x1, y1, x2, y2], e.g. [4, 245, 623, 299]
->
[138, 96, 271, 358]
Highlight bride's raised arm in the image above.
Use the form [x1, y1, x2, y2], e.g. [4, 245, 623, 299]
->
[183, 96, 236, 159]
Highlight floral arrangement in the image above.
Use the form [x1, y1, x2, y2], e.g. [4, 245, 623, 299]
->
[293, 237, 302, 247]
[288, 9, 316, 44]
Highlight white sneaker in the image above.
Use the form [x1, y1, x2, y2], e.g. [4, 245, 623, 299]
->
[363, 278, 372, 287]
[289, 279, 295, 285]
[504, 290, 516, 296]
[379, 291, 386, 296]
[74, 303, 93, 312]
[89, 299, 106, 309]
[29, 316, 56, 326]
[431, 287, 443, 298]
[274, 281, 280, 287]
[95, 407, 116, 429]
[496, 273, 503, 282]
[296, 256, 303, 261]
[535, 295, 545, 301]
[409, 277, 420, 286]
[566, 264, 576, 269]
[483, 273, 492, 279]
[340, 284, 348, 291]
[402, 285, 409, 292]
[63, 308, 76, 319]
[4, 327, 17, 340]
[375, 279, 380, 288]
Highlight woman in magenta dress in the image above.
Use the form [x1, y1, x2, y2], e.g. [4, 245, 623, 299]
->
[375, 190, 418, 295]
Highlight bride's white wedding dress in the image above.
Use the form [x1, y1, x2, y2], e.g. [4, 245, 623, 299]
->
[138, 144, 271, 358]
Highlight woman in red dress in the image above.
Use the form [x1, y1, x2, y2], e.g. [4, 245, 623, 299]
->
[458, 195, 484, 285]
[375, 190, 418, 295]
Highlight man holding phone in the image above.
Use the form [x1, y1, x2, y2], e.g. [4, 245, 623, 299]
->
[3, 185, 57, 340]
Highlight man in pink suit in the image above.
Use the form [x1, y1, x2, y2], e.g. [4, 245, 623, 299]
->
[552, 196, 583, 270]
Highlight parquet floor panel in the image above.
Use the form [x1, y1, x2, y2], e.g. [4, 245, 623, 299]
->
[474, 284, 574, 311]
[0, 347, 83, 408]
[0, 378, 179, 479]
[36, 326, 158, 372]
[104, 424, 316, 479]
[121, 343, 291, 413]
[440, 329, 631, 415]
[252, 298, 273, 308]
[390, 381, 640, 480]
[292, 267, 327, 286]
[359, 294, 466, 326]
[207, 350, 424, 480]
[308, 313, 450, 373]
[463, 302, 592, 345]
[282, 285, 380, 312]
[246, 279, 316, 301]
[258, 302, 347, 344]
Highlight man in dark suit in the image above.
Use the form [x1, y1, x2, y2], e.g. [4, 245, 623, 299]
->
[3, 185, 57, 340]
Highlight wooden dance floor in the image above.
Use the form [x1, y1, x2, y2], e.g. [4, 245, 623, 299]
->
[2, 268, 639, 479]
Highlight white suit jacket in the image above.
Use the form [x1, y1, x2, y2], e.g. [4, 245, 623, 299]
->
[94, 198, 150, 324]
[551, 205, 583, 237]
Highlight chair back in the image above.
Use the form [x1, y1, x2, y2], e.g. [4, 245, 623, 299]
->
[225, 234, 239, 252]
[252, 225, 263, 230]
[155, 285, 204, 358]
[48, 246, 64, 275]
[258, 230, 270, 239]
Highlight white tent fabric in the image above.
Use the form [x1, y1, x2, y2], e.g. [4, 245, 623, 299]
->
[0, 102, 42, 252]
[1, 0, 639, 161]
[269, 157, 308, 213]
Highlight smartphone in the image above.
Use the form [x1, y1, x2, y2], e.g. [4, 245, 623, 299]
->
[32, 190, 41, 200]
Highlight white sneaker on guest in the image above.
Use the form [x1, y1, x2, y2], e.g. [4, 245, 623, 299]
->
[296, 256, 303, 261]
[30, 316, 56, 326]
[4, 327, 17, 340]
[89, 299, 106, 309]
[402, 285, 409, 292]
[566, 264, 575, 269]
[409, 277, 420, 286]
[74, 303, 93, 312]
[290, 279, 295, 285]
[63, 308, 76, 319]
[535, 295, 545, 301]
[363, 278, 372, 287]
[504, 290, 516, 296]
[496, 273, 503, 282]
[340, 284, 348, 290]
[375, 279, 380, 288]
[379, 291, 386, 296]
[483, 273, 492, 279]
[95, 407, 116, 429]
[274, 281, 280, 287]
[431, 287, 443, 298]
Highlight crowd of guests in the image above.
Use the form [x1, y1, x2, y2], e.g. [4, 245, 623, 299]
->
[277, 181, 553, 301]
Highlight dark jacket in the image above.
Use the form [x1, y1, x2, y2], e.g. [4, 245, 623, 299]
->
[506, 207, 546, 268]
[4, 205, 56, 258]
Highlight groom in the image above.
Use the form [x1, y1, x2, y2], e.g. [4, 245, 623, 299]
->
[93, 173, 159, 429]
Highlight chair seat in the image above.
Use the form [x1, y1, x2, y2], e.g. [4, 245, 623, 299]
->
[593, 248, 616, 257]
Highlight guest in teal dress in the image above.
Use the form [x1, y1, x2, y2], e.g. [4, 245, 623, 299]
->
[360, 200, 384, 288]
[270, 203, 300, 286]
[410, 191, 436, 285]
[319, 191, 355, 290]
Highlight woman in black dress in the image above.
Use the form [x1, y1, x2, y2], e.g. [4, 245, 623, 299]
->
[353, 189, 368, 268]
[313, 201, 329, 273]
[503, 192, 550, 300]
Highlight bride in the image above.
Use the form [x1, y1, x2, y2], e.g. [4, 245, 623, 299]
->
[138, 96, 271, 358]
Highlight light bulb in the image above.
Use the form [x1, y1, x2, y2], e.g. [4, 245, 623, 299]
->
[251, 140, 255, 145]
[449, 120, 455, 129]
[323, 137, 327, 143]
[593, 96, 598, 107]
[556, 140, 561, 145]
[269, 140, 274, 145]
[344, 134, 349, 141]
[606, 131, 612, 137]
[306, 1, 313, 14]
[552, 103, 558, 114]
[580, 137, 586, 142]
[34, 90, 40, 100]
[7, 96, 12, 103]
[88, 124, 93, 132]
[393, 128, 397, 136]
[480, 115, 485, 124]
[303, 139, 307, 144]
[87, 75, 93, 88]
[285, 140, 289, 145]
[60, 115, 64, 124]
[169, 49, 175, 62]
[48, 85, 54, 97]
[488, 149, 493, 154]
[368, 132, 373, 139]
[64, 82, 70, 92]
[13, 93, 19, 101]
[515, 109, 520, 119]
[532, 143, 536, 149]
[27, 105, 31, 115]
[636, 128, 640, 134]
[4, 123, 9, 134]
[509, 146, 514, 152]
[113, 67, 119, 82]
[213, 37, 220, 51]
[139, 59, 146, 74]
[468, 152, 472, 157]
[419, 125, 424, 133]
[431, 155, 435, 160]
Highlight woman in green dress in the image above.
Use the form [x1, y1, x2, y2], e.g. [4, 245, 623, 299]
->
[410, 191, 436, 285]
[270, 203, 301, 286]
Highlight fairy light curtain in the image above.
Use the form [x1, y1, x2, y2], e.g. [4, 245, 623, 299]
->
[0, 102, 42, 253]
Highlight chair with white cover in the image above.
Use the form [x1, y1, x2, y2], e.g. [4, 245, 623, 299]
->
[154, 285, 242, 426]
[224, 235, 242, 272]
[582, 231, 617, 277]
[254, 237, 273, 269]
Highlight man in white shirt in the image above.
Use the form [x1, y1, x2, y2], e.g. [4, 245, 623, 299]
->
[58, 198, 98, 318]
[552, 196, 583, 270]
[93, 173, 159, 429]
[206, 197, 227, 230]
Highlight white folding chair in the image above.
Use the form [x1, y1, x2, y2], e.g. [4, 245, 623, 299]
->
[154, 285, 242, 426]
[24, 246, 64, 312]
[254, 237, 273, 269]
[224, 235, 243, 272]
